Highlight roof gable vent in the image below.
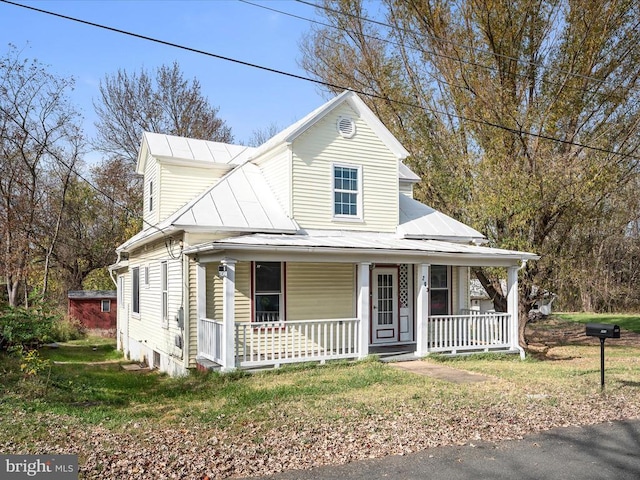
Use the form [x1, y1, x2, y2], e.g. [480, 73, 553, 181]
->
[337, 116, 356, 138]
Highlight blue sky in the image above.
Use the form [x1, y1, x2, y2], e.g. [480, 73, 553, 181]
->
[0, 0, 332, 159]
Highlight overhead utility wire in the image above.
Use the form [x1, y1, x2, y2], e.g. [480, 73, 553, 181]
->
[2, 0, 638, 161]
[295, 0, 640, 92]
[240, 0, 608, 98]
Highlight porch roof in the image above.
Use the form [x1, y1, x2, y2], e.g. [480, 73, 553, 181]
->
[184, 230, 539, 265]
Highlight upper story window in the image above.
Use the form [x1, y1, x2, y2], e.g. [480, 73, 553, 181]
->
[148, 181, 154, 212]
[333, 164, 362, 219]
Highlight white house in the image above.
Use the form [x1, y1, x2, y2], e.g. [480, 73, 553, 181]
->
[110, 91, 538, 376]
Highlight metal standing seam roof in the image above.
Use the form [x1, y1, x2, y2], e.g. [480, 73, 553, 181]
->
[184, 230, 539, 261]
[398, 195, 485, 242]
[171, 162, 298, 232]
[142, 132, 255, 165]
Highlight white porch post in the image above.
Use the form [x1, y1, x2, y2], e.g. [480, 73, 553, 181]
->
[507, 265, 524, 359]
[221, 258, 237, 371]
[357, 262, 371, 359]
[457, 266, 469, 312]
[415, 263, 430, 357]
[196, 262, 206, 357]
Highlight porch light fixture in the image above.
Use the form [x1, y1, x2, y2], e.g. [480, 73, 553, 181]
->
[218, 264, 227, 278]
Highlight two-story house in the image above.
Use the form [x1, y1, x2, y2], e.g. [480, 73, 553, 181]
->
[110, 91, 538, 376]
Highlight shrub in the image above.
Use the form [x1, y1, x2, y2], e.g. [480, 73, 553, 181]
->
[51, 315, 86, 342]
[0, 302, 57, 351]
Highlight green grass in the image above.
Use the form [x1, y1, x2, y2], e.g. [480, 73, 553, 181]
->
[555, 312, 640, 333]
[2, 320, 640, 450]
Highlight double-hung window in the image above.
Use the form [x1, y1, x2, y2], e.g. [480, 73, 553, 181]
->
[254, 262, 283, 322]
[161, 261, 168, 327]
[132, 267, 140, 315]
[430, 265, 450, 315]
[333, 164, 361, 219]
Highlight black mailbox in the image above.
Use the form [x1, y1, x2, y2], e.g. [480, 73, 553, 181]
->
[586, 323, 620, 339]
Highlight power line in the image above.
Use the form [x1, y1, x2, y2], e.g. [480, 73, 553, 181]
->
[240, 0, 613, 102]
[295, 0, 640, 92]
[2, 0, 638, 161]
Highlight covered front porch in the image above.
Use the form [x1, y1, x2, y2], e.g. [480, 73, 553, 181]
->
[192, 254, 525, 371]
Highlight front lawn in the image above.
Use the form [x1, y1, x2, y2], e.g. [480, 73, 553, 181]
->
[1, 324, 639, 479]
[556, 312, 640, 333]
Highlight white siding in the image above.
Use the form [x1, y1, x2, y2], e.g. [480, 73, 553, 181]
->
[399, 181, 414, 199]
[259, 149, 291, 215]
[291, 103, 399, 232]
[142, 154, 158, 227]
[159, 163, 223, 222]
[286, 263, 355, 320]
[126, 239, 186, 368]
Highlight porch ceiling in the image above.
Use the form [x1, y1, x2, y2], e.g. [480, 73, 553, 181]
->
[183, 230, 539, 266]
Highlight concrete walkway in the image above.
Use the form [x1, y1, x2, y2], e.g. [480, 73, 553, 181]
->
[388, 360, 490, 383]
[251, 419, 640, 480]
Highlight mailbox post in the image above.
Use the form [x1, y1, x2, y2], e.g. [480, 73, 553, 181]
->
[585, 323, 620, 389]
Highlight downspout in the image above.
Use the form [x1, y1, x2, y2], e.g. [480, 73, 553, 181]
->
[109, 251, 122, 287]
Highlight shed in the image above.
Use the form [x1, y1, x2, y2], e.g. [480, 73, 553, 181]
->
[68, 290, 117, 330]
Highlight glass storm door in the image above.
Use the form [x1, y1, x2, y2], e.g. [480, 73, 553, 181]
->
[371, 268, 399, 344]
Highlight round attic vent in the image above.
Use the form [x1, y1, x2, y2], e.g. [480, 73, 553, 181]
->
[337, 116, 356, 138]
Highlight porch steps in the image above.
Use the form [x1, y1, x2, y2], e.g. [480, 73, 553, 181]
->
[196, 356, 221, 372]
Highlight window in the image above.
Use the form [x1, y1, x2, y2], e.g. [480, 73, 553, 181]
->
[254, 262, 283, 322]
[333, 164, 361, 218]
[148, 181, 154, 212]
[143, 265, 150, 288]
[132, 267, 140, 314]
[101, 299, 111, 313]
[161, 261, 168, 327]
[430, 265, 449, 315]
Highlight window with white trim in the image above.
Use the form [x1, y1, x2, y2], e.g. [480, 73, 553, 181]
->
[254, 262, 283, 322]
[161, 261, 168, 327]
[101, 299, 111, 313]
[333, 164, 361, 218]
[132, 267, 140, 314]
[148, 181, 154, 212]
[430, 265, 450, 315]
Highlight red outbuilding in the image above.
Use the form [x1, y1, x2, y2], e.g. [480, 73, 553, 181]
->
[68, 290, 117, 330]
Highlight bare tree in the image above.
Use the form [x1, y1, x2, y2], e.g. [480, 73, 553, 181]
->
[247, 122, 281, 147]
[0, 45, 83, 306]
[94, 62, 234, 164]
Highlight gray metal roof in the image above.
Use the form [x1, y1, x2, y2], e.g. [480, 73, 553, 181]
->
[398, 195, 485, 242]
[172, 162, 299, 232]
[143, 132, 254, 165]
[68, 290, 116, 299]
[185, 230, 538, 262]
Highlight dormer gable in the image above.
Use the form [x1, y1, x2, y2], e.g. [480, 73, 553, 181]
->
[136, 132, 254, 227]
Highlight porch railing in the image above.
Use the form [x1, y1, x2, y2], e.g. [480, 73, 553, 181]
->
[197, 317, 360, 368]
[235, 318, 360, 368]
[198, 317, 223, 364]
[427, 313, 511, 354]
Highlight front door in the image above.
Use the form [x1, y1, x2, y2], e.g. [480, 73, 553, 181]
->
[371, 267, 399, 344]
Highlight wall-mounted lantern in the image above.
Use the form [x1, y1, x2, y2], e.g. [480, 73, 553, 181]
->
[218, 264, 228, 278]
